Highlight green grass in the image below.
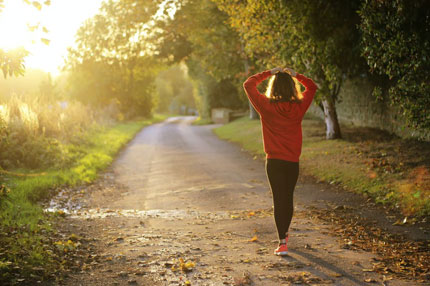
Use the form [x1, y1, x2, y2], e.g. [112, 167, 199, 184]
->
[214, 117, 264, 156]
[0, 114, 167, 284]
[192, 117, 213, 125]
[214, 116, 430, 218]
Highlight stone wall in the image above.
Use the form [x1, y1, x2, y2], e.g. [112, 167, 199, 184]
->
[307, 77, 429, 140]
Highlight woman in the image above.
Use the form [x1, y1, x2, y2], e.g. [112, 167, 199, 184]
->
[243, 67, 317, 256]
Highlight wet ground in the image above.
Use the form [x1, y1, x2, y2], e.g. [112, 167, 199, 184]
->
[49, 116, 429, 286]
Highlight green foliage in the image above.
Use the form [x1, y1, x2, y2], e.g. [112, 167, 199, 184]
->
[0, 69, 52, 99]
[3, 136, 68, 169]
[66, 0, 162, 118]
[359, 0, 430, 130]
[0, 184, 10, 210]
[192, 117, 213, 125]
[66, 57, 158, 118]
[0, 95, 98, 170]
[186, 59, 245, 117]
[154, 0, 248, 117]
[0, 48, 28, 79]
[155, 65, 195, 113]
[38, 73, 57, 101]
[157, 0, 244, 79]
[214, 0, 370, 138]
[216, 0, 365, 99]
[0, 115, 166, 284]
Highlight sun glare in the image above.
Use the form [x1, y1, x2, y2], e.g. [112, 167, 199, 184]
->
[0, 1, 35, 50]
[0, 0, 104, 76]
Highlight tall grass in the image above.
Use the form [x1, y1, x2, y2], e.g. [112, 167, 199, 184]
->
[0, 95, 120, 170]
[0, 92, 166, 284]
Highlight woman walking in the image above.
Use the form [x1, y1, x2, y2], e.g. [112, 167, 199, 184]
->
[243, 67, 317, 256]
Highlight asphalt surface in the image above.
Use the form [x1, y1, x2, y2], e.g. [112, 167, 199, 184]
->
[111, 116, 273, 212]
[59, 116, 419, 286]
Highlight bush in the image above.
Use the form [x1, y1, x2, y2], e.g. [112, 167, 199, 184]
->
[0, 96, 112, 170]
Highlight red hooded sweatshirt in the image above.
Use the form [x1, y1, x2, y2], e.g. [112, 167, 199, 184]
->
[243, 70, 317, 162]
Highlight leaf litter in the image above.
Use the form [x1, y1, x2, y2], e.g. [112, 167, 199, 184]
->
[43, 169, 430, 286]
[305, 206, 430, 283]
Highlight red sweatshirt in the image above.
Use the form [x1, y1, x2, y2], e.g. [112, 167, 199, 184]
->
[243, 70, 317, 162]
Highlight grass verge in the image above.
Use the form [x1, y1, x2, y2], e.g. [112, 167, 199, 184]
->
[192, 116, 213, 125]
[0, 114, 167, 285]
[214, 116, 430, 218]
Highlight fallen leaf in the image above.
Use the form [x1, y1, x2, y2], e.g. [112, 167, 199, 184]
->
[118, 271, 128, 277]
[330, 273, 342, 277]
[234, 271, 252, 285]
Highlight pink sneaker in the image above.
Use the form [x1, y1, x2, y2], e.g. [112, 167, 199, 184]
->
[274, 243, 288, 256]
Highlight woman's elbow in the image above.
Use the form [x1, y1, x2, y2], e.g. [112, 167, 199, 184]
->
[243, 80, 253, 92]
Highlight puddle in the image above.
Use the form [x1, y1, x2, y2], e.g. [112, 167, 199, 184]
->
[45, 188, 84, 214]
[46, 207, 230, 220]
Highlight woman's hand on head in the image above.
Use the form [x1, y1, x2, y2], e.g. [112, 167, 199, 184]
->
[270, 67, 283, 75]
[270, 67, 297, 77]
[283, 67, 297, 77]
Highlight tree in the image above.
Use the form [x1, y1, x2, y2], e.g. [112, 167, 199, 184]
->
[155, 64, 195, 113]
[215, 0, 366, 139]
[65, 0, 161, 118]
[153, 0, 254, 119]
[38, 73, 57, 101]
[359, 0, 430, 131]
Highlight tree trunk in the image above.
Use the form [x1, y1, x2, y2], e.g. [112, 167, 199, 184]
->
[249, 102, 259, 119]
[244, 58, 259, 118]
[321, 95, 341, 139]
[241, 42, 259, 120]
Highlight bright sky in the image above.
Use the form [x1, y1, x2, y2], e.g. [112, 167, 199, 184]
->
[0, 0, 105, 76]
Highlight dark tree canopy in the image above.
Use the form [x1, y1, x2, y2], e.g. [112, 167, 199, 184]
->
[215, 0, 368, 138]
[359, 0, 430, 130]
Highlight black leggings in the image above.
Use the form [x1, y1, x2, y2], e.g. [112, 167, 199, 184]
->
[265, 158, 299, 240]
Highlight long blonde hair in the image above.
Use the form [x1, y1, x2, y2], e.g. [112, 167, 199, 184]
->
[265, 72, 303, 103]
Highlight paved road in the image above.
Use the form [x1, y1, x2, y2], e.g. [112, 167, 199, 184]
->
[61, 116, 414, 286]
[112, 116, 272, 212]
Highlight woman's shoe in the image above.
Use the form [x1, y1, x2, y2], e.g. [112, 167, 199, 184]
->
[274, 243, 288, 256]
